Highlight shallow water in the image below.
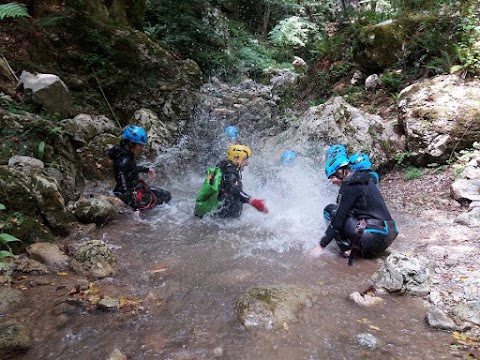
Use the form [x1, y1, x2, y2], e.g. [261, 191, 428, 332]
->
[15, 163, 453, 360]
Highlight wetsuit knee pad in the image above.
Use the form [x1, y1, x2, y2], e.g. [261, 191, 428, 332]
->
[152, 188, 172, 204]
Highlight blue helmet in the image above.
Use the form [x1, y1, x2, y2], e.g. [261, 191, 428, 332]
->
[325, 154, 349, 178]
[122, 125, 147, 145]
[349, 153, 372, 171]
[281, 150, 297, 165]
[326, 144, 347, 159]
[225, 126, 238, 139]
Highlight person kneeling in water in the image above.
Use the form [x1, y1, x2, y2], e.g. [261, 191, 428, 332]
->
[217, 144, 268, 218]
[109, 125, 171, 217]
[311, 153, 398, 264]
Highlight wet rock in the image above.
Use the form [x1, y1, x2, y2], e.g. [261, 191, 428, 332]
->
[213, 346, 223, 357]
[371, 253, 430, 296]
[365, 74, 380, 90]
[0, 321, 31, 358]
[76, 278, 90, 291]
[425, 307, 457, 331]
[451, 179, 480, 203]
[26, 243, 69, 271]
[355, 333, 378, 349]
[236, 285, 317, 330]
[0, 287, 26, 314]
[12, 257, 50, 274]
[97, 296, 120, 311]
[70, 195, 117, 225]
[69, 240, 117, 279]
[52, 302, 77, 316]
[348, 291, 383, 307]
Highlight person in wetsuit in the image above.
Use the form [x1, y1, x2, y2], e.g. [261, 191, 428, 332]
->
[311, 153, 398, 264]
[216, 144, 269, 218]
[109, 125, 171, 216]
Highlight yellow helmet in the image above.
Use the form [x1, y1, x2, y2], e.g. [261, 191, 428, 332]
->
[227, 144, 252, 166]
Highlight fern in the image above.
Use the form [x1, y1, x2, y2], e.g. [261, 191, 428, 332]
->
[0, 2, 30, 21]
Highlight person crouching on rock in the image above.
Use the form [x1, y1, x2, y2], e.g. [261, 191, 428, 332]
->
[217, 144, 269, 218]
[310, 153, 398, 265]
[109, 125, 171, 217]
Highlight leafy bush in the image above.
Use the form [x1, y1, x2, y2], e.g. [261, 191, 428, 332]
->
[269, 16, 318, 50]
[403, 166, 423, 180]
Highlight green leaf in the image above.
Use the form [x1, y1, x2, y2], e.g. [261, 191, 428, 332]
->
[38, 141, 45, 161]
[0, 203, 5, 211]
[0, 250, 14, 259]
[0, 233, 21, 244]
[0, 2, 30, 20]
[450, 65, 464, 74]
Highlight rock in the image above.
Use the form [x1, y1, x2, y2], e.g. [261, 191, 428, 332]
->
[0, 287, 26, 314]
[0, 321, 31, 358]
[106, 347, 127, 360]
[425, 307, 457, 331]
[17, 71, 72, 117]
[7, 155, 44, 175]
[348, 291, 383, 306]
[371, 253, 430, 296]
[451, 303, 480, 326]
[69, 240, 116, 279]
[365, 74, 380, 90]
[97, 296, 120, 312]
[71, 195, 117, 225]
[12, 257, 50, 274]
[355, 333, 378, 349]
[236, 285, 317, 330]
[26, 243, 69, 271]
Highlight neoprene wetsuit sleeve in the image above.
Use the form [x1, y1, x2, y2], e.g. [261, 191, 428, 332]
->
[225, 173, 251, 203]
[319, 183, 361, 247]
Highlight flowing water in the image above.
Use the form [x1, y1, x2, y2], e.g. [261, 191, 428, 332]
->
[14, 107, 454, 360]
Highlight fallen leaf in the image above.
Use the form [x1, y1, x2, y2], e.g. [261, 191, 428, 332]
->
[368, 325, 380, 331]
[152, 265, 169, 273]
[315, 281, 324, 286]
[56, 272, 68, 276]
[356, 318, 369, 324]
[283, 322, 289, 330]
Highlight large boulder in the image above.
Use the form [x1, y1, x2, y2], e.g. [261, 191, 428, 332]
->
[277, 96, 401, 166]
[398, 75, 480, 165]
[17, 71, 72, 117]
[69, 240, 117, 279]
[236, 285, 317, 330]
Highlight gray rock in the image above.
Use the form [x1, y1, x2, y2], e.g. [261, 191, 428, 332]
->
[451, 303, 480, 326]
[355, 333, 378, 349]
[70, 240, 116, 279]
[425, 307, 457, 331]
[26, 243, 69, 271]
[0, 321, 31, 358]
[236, 285, 317, 330]
[0, 287, 26, 314]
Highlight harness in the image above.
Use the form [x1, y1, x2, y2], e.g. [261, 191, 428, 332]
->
[348, 218, 398, 266]
[134, 180, 157, 210]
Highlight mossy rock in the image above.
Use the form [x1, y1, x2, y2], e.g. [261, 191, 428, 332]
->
[353, 15, 439, 73]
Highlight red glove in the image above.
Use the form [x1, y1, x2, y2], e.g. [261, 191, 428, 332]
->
[250, 199, 268, 213]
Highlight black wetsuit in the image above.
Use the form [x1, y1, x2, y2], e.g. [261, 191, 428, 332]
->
[216, 160, 251, 218]
[109, 144, 171, 211]
[320, 170, 398, 257]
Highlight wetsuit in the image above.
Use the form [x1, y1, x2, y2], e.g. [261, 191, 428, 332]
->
[320, 170, 398, 258]
[216, 159, 251, 218]
[109, 144, 171, 211]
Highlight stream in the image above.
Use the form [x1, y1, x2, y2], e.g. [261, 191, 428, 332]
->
[13, 141, 453, 360]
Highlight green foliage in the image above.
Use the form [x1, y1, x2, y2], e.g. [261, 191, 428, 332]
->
[395, 151, 412, 165]
[269, 16, 318, 50]
[0, 203, 22, 268]
[380, 70, 405, 93]
[403, 166, 423, 180]
[0, 2, 29, 20]
[453, 4, 480, 77]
